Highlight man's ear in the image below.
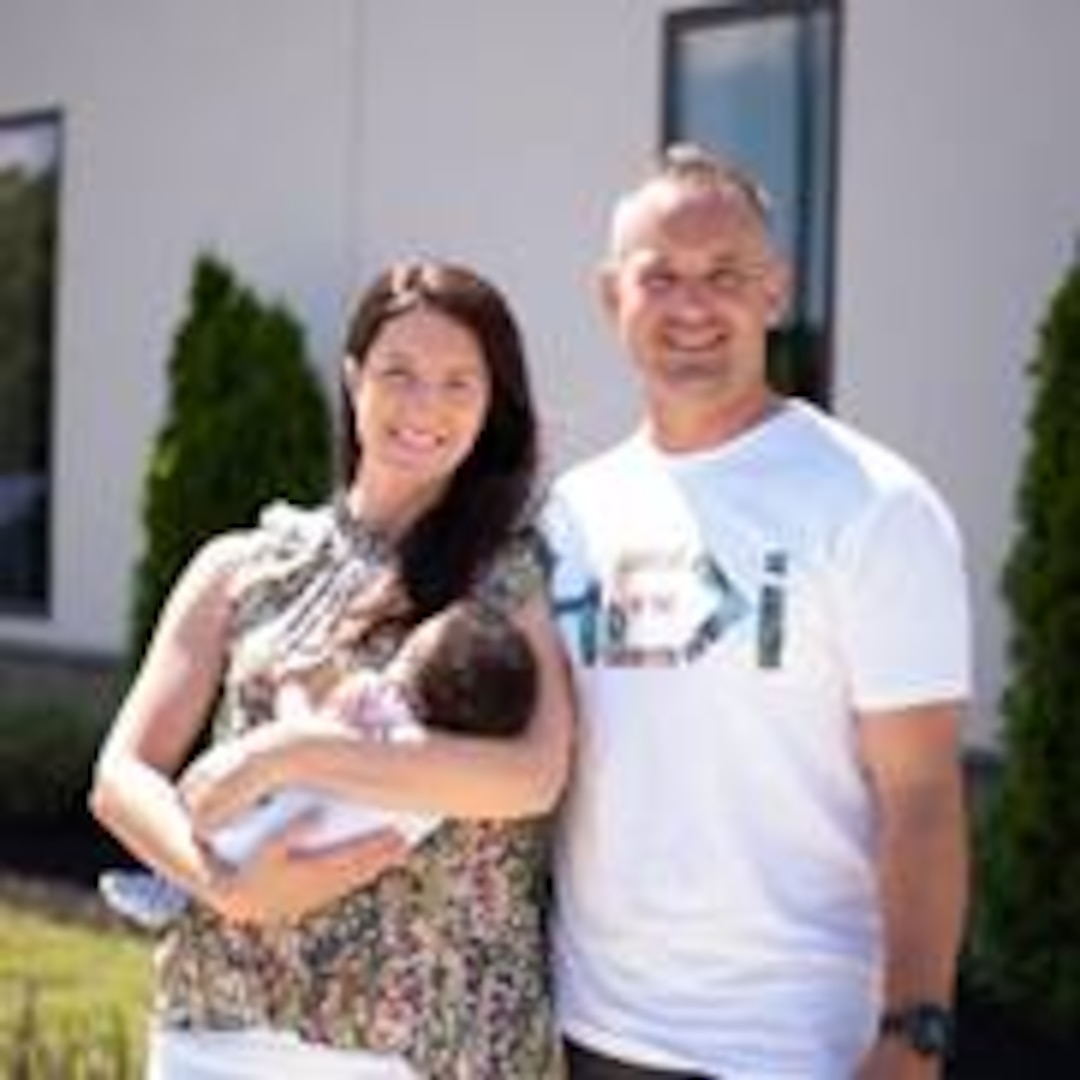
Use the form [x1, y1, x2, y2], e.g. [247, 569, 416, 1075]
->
[596, 263, 621, 323]
[763, 258, 792, 329]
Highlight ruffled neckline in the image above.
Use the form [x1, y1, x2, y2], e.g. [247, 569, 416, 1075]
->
[331, 490, 394, 560]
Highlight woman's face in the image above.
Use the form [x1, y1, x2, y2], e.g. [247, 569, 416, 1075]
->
[349, 305, 492, 516]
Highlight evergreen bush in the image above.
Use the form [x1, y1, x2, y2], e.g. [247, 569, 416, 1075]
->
[127, 254, 333, 669]
[971, 256, 1080, 1037]
[0, 700, 103, 820]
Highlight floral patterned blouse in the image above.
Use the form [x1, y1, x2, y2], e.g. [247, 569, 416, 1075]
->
[155, 498, 561, 1079]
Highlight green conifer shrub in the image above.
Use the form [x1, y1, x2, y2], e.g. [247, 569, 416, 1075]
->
[127, 254, 332, 669]
[971, 256, 1080, 1037]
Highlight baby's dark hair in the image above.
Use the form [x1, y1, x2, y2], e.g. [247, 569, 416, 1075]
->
[407, 601, 537, 739]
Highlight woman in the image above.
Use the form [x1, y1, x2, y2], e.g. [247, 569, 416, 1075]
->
[91, 261, 574, 1078]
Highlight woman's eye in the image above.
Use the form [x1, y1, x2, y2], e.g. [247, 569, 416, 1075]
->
[377, 366, 414, 386]
[446, 376, 482, 397]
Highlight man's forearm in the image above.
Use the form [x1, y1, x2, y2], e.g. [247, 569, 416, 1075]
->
[876, 765, 969, 1008]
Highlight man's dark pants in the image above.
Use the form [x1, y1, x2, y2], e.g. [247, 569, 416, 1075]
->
[564, 1040, 713, 1080]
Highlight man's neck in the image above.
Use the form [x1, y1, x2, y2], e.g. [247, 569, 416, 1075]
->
[647, 388, 782, 454]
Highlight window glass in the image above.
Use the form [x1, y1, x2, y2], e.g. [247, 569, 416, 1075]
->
[0, 110, 60, 611]
[664, 2, 841, 401]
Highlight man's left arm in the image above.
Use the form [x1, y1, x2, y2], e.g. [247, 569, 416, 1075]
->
[856, 699, 969, 1080]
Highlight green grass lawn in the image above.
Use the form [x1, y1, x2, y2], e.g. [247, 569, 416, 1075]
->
[0, 875, 152, 1078]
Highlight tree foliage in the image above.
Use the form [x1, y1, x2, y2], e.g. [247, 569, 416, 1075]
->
[0, 164, 56, 471]
[972, 257, 1080, 1036]
[128, 254, 333, 668]
[0, 163, 57, 604]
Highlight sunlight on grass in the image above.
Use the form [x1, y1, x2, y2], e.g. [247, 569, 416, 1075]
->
[0, 890, 152, 1077]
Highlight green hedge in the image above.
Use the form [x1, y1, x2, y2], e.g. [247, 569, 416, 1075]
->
[0, 701, 104, 821]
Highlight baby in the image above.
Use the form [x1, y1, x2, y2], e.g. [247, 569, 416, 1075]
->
[99, 599, 538, 929]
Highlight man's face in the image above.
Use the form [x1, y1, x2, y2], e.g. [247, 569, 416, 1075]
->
[601, 180, 788, 426]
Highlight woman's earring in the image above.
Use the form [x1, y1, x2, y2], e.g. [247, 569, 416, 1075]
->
[343, 355, 360, 391]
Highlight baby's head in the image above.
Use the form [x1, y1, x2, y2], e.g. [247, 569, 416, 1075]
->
[388, 599, 538, 738]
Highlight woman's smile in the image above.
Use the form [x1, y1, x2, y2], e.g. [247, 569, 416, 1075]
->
[348, 305, 492, 525]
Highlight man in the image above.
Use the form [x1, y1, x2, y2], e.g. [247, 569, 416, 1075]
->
[542, 144, 970, 1079]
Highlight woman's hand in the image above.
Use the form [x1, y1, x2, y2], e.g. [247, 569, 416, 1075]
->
[179, 720, 315, 835]
[200, 816, 408, 926]
[180, 731, 268, 834]
[180, 682, 350, 833]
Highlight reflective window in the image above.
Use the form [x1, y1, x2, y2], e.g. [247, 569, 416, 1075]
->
[664, 1, 841, 402]
[0, 110, 60, 612]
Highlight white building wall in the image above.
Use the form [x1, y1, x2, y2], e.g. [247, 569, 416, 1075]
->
[835, 0, 1080, 742]
[2, 0, 1080, 746]
[350, 0, 1080, 745]
[350, 0, 660, 465]
[0, 0, 358, 653]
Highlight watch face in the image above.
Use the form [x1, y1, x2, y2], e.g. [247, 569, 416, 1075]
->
[882, 1003, 954, 1058]
[910, 1005, 953, 1055]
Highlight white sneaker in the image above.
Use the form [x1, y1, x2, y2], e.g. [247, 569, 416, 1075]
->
[98, 869, 190, 931]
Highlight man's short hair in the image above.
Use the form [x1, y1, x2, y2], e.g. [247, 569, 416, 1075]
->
[608, 142, 774, 257]
[658, 142, 773, 225]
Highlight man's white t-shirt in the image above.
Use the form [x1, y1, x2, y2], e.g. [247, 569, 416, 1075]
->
[542, 401, 971, 1079]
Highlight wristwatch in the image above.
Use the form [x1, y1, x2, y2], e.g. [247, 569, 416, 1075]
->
[879, 1002, 955, 1058]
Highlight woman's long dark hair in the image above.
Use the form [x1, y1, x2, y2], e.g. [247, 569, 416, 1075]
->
[340, 260, 539, 624]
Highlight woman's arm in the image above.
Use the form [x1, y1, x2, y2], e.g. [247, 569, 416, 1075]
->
[184, 592, 575, 832]
[90, 534, 406, 925]
[90, 532, 408, 925]
[88, 534, 248, 906]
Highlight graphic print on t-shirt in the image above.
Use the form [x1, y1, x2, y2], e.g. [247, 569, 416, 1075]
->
[553, 546, 749, 667]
